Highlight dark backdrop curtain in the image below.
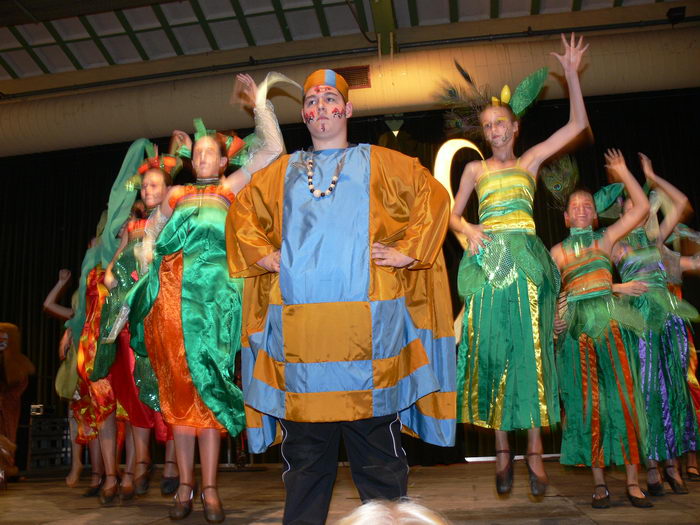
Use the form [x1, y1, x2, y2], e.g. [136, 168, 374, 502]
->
[1, 87, 699, 466]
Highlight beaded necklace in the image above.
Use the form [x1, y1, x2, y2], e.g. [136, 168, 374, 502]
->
[304, 149, 347, 199]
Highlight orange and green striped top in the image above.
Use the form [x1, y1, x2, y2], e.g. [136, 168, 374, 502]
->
[560, 227, 612, 303]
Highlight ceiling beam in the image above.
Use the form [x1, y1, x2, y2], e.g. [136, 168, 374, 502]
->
[0, 55, 19, 79]
[270, 0, 293, 42]
[0, 1, 180, 26]
[352, 0, 369, 32]
[189, 0, 220, 51]
[114, 10, 149, 61]
[312, 0, 331, 37]
[151, 4, 185, 56]
[407, 0, 419, 27]
[8, 26, 50, 74]
[491, 0, 500, 19]
[449, 0, 459, 23]
[369, 0, 397, 54]
[78, 15, 116, 65]
[228, 0, 256, 47]
[43, 21, 84, 69]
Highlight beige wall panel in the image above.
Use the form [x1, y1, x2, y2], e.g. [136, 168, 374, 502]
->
[0, 25, 698, 156]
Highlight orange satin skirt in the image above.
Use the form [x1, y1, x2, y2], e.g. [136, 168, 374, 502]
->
[144, 251, 223, 430]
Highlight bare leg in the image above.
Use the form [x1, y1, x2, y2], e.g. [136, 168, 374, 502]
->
[65, 415, 83, 487]
[115, 420, 125, 475]
[526, 427, 547, 479]
[647, 459, 661, 484]
[591, 467, 608, 499]
[163, 438, 178, 477]
[98, 412, 118, 492]
[198, 428, 222, 506]
[625, 464, 644, 498]
[664, 457, 684, 485]
[132, 426, 151, 478]
[121, 423, 135, 490]
[87, 436, 104, 487]
[494, 430, 510, 473]
[172, 426, 197, 502]
[687, 451, 699, 475]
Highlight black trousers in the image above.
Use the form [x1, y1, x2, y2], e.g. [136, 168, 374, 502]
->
[279, 414, 408, 525]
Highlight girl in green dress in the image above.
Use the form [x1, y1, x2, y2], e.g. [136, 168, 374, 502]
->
[451, 34, 590, 496]
[551, 149, 651, 508]
[612, 154, 699, 496]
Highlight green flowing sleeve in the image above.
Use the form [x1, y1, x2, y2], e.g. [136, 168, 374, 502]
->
[98, 138, 149, 266]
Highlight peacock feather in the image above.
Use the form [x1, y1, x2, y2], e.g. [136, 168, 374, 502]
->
[541, 155, 579, 210]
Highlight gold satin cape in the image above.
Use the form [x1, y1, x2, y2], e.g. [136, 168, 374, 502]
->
[226, 145, 456, 452]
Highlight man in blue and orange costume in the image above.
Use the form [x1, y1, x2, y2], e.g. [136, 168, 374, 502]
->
[226, 69, 456, 524]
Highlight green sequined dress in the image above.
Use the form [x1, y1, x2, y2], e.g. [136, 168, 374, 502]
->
[457, 162, 560, 430]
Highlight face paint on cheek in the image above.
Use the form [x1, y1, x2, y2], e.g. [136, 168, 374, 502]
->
[331, 107, 344, 119]
[502, 128, 513, 144]
[303, 110, 316, 124]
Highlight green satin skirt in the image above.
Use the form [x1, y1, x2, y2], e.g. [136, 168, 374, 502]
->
[456, 231, 560, 430]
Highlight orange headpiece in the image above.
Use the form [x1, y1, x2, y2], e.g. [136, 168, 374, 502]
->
[303, 69, 349, 101]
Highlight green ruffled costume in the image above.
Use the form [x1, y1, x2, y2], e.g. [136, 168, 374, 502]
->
[57, 139, 148, 400]
[127, 183, 245, 435]
[556, 227, 647, 467]
[616, 228, 699, 461]
[90, 218, 162, 412]
[91, 235, 139, 381]
[457, 162, 560, 430]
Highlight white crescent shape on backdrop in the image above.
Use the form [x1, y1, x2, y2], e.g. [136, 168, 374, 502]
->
[433, 138, 485, 342]
[433, 138, 484, 251]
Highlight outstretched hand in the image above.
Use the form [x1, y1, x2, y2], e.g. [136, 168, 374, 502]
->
[638, 152, 657, 183]
[604, 148, 627, 179]
[550, 33, 589, 76]
[232, 73, 259, 108]
[170, 129, 192, 154]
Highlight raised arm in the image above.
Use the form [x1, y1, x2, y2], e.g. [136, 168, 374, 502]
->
[639, 152, 690, 245]
[223, 73, 285, 195]
[601, 149, 650, 251]
[43, 269, 73, 320]
[450, 161, 490, 255]
[520, 33, 590, 175]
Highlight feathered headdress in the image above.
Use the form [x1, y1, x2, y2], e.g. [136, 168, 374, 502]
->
[175, 118, 248, 172]
[126, 141, 183, 190]
[438, 61, 548, 138]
